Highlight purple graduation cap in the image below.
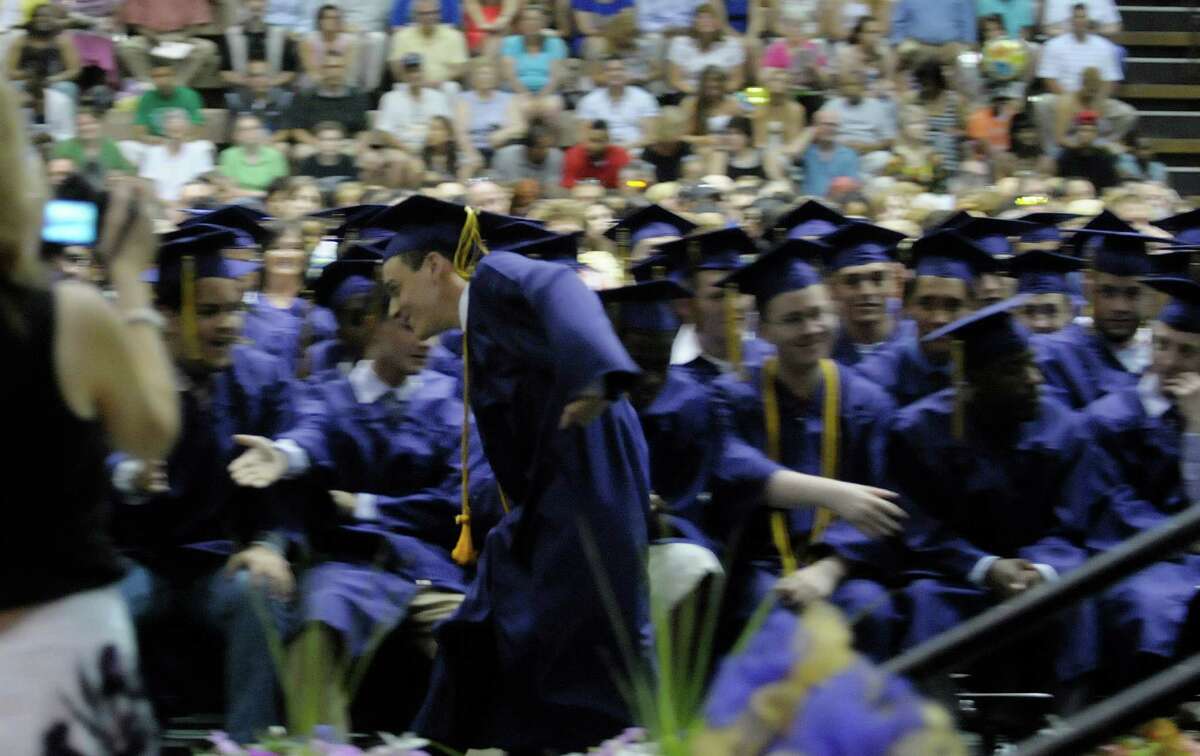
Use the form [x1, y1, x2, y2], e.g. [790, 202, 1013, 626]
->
[180, 204, 275, 248]
[771, 199, 849, 242]
[1008, 249, 1086, 295]
[503, 231, 586, 270]
[819, 221, 906, 271]
[483, 219, 559, 252]
[598, 278, 693, 332]
[653, 226, 759, 274]
[1151, 208, 1200, 246]
[604, 204, 698, 249]
[716, 238, 825, 311]
[147, 229, 261, 305]
[952, 216, 1037, 260]
[923, 295, 1032, 371]
[312, 247, 382, 310]
[1143, 276, 1200, 334]
[909, 230, 1002, 283]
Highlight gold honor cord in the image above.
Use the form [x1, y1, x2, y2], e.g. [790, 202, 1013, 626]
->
[180, 255, 201, 361]
[450, 208, 509, 567]
[763, 357, 841, 575]
[723, 288, 743, 378]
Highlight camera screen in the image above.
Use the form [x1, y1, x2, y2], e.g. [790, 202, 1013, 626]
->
[43, 200, 99, 246]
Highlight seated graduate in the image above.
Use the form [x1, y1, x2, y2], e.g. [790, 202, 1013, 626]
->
[1036, 210, 1175, 409]
[604, 203, 698, 263]
[940, 214, 1034, 307]
[856, 230, 998, 409]
[652, 227, 775, 387]
[109, 230, 297, 744]
[227, 275, 496, 734]
[1009, 247, 1086, 336]
[302, 245, 386, 380]
[767, 199, 851, 244]
[815, 222, 913, 367]
[1086, 275, 1200, 687]
[598, 275, 725, 611]
[709, 240, 907, 661]
[886, 297, 1125, 694]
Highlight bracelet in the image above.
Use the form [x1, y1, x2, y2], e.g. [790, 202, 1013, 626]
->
[123, 307, 166, 330]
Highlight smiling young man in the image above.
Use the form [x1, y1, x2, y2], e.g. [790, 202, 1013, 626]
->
[110, 231, 296, 743]
[710, 240, 907, 660]
[1086, 276, 1200, 687]
[374, 195, 651, 752]
[856, 229, 998, 408]
[1009, 248, 1086, 335]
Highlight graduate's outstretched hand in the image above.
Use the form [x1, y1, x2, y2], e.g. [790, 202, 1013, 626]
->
[560, 395, 611, 429]
[775, 557, 845, 608]
[1164, 373, 1200, 431]
[228, 435, 288, 488]
[986, 558, 1037, 598]
[821, 480, 906, 539]
[226, 545, 295, 600]
[134, 460, 169, 494]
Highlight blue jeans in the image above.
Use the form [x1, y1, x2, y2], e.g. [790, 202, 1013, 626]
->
[119, 563, 291, 743]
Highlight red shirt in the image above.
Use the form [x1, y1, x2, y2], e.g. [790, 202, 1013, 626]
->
[561, 144, 631, 189]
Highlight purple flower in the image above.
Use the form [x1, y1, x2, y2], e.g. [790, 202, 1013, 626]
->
[704, 608, 804, 728]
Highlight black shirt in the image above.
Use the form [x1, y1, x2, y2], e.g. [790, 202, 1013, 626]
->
[297, 153, 359, 180]
[285, 87, 371, 136]
[642, 141, 693, 183]
[1057, 146, 1119, 191]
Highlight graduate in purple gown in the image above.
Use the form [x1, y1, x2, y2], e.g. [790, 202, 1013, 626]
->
[815, 222, 915, 367]
[302, 247, 385, 380]
[855, 230, 999, 408]
[603, 202, 698, 262]
[649, 227, 775, 386]
[767, 199, 850, 243]
[1035, 211, 1171, 409]
[1008, 248, 1086, 335]
[227, 285, 498, 729]
[709, 240, 908, 661]
[376, 197, 652, 752]
[109, 231, 297, 743]
[942, 215, 1036, 306]
[1086, 275, 1200, 686]
[886, 298, 1121, 690]
[1151, 207, 1200, 246]
[597, 278, 726, 609]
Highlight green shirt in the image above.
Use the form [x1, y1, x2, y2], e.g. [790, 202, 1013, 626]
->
[52, 139, 135, 174]
[134, 87, 204, 137]
[218, 145, 290, 191]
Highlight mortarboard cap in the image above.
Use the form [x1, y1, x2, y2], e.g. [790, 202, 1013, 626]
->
[923, 295, 1032, 371]
[1143, 276, 1200, 334]
[180, 205, 274, 248]
[820, 222, 906, 271]
[503, 231, 585, 270]
[654, 226, 758, 274]
[1073, 227, 1172, 277]
[1016, 211, 1081, 246]
[910, 231, 1000, 283]
[598, 279, 692, 332]
[312, 248, 381, 310]
[1017, 211, 1081, 227]
[1008, 250, 1086, 295]
[716, 239, 825, 310]
[772, 200, 848, 242]
[952, 217, 1037, 259]
[604, 204, 698, 248]
[308, 204, 388, 223]
[1151, 208, 1200, 246]
[934, 210, 977, 230]
[483, 219, 559, 252]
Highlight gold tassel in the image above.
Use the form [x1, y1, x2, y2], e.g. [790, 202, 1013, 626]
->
[452, 332, 478, 565]
[452, 206, 487, 281]
[724, 287, 743, 379]
[180, 255, 201, 361]
[763, 357, 798, 574]
[951, 338, 966, 441]
[810, 358, 841, 544]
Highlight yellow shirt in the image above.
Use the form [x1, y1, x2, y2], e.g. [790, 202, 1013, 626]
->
[388, 24, 468, 83]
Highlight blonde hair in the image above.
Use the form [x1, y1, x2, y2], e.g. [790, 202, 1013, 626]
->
[0, 81, 43, 287]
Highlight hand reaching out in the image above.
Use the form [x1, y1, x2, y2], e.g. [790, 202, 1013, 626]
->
[228, 435, 288, 488]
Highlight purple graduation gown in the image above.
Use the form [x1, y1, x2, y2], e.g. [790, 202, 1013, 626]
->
[110, 346, 298, 575]
[1035, 323, 1140, 410]
[241, 294, 338, 375]
[1085, 385, 1200, 676]
[831, 317, 916, 368]
[886, 390, 1113, 682]
[712, 363, 903, 660]
[414, 251, 652, 752]
[277, 369, 496, 656]
[855, 336, 951, 409]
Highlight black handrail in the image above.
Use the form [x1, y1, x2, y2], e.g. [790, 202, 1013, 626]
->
[1014, 652, 1200, 755]
[882, 504, 1200, 679]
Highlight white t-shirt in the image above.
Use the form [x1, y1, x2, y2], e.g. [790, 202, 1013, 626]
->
[138, 141, 215, 202]
[636, 0, 702, 33]
[666, 35, 746, 89]
[1037, 32, 1121, 93]
[1043, 0, 1121, 27]
[375, 85, 452, 152]
[575, 86, 660, 146]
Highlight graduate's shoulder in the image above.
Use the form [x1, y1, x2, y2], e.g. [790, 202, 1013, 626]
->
[647, 367, 717, 416]
[839, 362, 897, 416]
[890, 388, 954, 436]
[1081, 384, 1144, 436]
[231, 344, 293, 385]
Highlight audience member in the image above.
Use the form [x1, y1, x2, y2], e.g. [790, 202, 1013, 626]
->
[501, 4, 568, 116]
[889, 0, 976, 61]
[641, 107, 695, 183]
[116, 0, 220, 85]
[391, 0, 462, 28]
[338, 0, 393, 91]
[819, 71, 896, 174]
[282, 54, 371, 155]
[135, 60, 205, 140]
[52, 105, 135, 181]
[575, 56, 659, 148]
[709, 115, 785, 181]
[752, 67, 808, 154]
[1037, 3, 1121, 95]
[490, 118, 566, 188]
[582, 10, 663, 91]
[562, 119, 631, 189]
[417, 114, 478, 184]
[796, 107, 861, 196]
[1056, 110, 1117, 190]
[219, 114, 289, 195]
[299, 4, 361, 88]
[885, 105, 945, 190]
[221, 0, 299, 87]
[667, 3, 745, 94]
[834, 14, 894, 97]
[574, 0, 636, 59]
[6, 4, 81, 97]
[457, 59, 523, 163]
[966, 89, 1019, 154]
[904, 58, 964, 175]
[679, 66, 745, 149]
[224, 59, 295, 136]
[389, 0, 469, 92]
[21, 74, 75, 143]
[976, 0, 1035, 38]
[136, 107, 215, 202]
[295, 121, 358, 180]
[762, 6, 832, 103]
[1042, 0, 1121, 37]
[635, 0, 703, 36]
[464, 0, 520, 55]
[377, 54, 452, 152]
[1115, 133, 1168, 184]
[1050, 65, 1137, 153]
